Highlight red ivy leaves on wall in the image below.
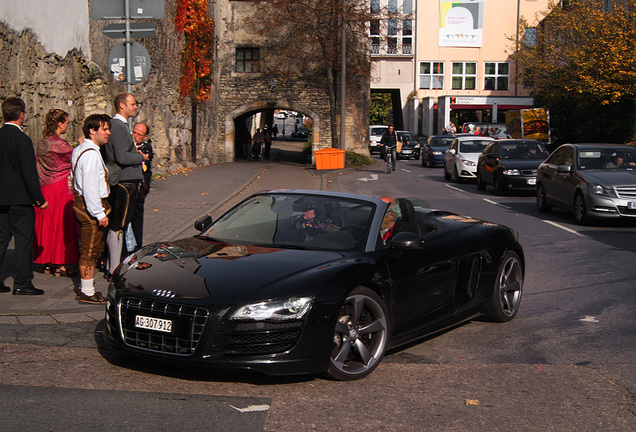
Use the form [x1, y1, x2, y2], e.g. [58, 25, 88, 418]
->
[175, 0, 214, 103]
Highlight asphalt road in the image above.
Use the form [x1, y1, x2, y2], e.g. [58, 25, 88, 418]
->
[0, 154, 634, 431]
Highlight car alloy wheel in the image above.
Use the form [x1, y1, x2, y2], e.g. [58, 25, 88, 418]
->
[486, 251, 523, 322]
[536, 183, 552, 213]
[326, 287, 389, 380]
[574, 193, 590, 225]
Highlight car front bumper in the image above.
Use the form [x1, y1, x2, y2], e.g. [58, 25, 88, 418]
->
[585, 194, 636, 219]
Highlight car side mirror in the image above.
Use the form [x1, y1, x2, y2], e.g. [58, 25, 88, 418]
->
[557, 164, 572, 173]
[194, 215, 213, 232]
[389, 232, 425, 250]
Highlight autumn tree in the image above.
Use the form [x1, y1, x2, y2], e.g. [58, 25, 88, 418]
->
[512, 0, 636, 144]
[244, 0, 374, 148]
[175, 0, 215, 161]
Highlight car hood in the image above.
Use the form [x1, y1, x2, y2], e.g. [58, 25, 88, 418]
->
[114, 237, 352, 301]
[429, 146, 450, 152]
[579, 169, 636, 185]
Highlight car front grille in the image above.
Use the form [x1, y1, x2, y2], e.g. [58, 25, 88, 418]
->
[214, 320, 304, 355]
[521, 169, 537, 176]
[119, 298, 209, 356]
[616, 185, 636, 200]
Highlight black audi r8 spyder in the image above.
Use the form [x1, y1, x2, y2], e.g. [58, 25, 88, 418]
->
[104, 190, 524, 380]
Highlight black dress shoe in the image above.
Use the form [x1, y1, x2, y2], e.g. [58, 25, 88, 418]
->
[0, 283, 10, 293]
[13, 286, 45, 296]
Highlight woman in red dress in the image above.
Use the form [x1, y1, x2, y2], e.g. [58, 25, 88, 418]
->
[34, 109, 79, 276]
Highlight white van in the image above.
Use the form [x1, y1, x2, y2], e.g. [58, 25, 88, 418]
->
[369, 125, 388, 154]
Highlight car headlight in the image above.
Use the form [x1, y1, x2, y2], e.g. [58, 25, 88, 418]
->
[503, 169, 521, 175]
[230, 297, 313, 321]
[591, 184, 617, 197]
[460, 158, 475, 166]
[433, 151, 443, 156]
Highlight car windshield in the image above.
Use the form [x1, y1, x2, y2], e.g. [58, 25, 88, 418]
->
[499, 142, 549, 159]
[399, 132, 415, 141]
[200, 193, 375, 252]
[371, 127, 387, 135]
[459, 140, 491, 153]
[429, 137, 454, 147]
[578, 148, 636, 170]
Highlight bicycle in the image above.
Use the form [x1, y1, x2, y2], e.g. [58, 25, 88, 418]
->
[385, 145, 396, 174]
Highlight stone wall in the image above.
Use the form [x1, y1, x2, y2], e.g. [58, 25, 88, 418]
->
[1, 0, 370, 172]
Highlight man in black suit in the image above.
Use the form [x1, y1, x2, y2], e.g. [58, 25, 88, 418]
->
[0, 97, 49, 295]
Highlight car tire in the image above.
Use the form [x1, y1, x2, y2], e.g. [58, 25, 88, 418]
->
[325, 287, 389, 381]
[574, 193, 590, 225]
[494, 176, 506, 196]
[485, 250, 523, 322]
[443, 163, 452, 180]
[452, 166, 461, 183]
[536, 183, 552, 213]
[476, 171, 486, 191]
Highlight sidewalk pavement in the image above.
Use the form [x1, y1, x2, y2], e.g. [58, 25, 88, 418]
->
[0, 141, 327, 324]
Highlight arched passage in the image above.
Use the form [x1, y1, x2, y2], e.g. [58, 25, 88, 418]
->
[226, 101, 320, 162]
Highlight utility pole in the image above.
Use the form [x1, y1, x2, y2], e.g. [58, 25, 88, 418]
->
[339, 0, 346, 150]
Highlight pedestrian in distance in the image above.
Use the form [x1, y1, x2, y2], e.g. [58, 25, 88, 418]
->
[101, 93, 149, 276]
[71, 114, 112, 304]
[33, 109, 79, 278]
[129, 122, 154, 252]
[252, 128, 264, 160]
[263, 124, 272, 159]
[0, 97, 49, 296]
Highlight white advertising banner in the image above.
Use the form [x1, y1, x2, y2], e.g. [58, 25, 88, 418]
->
[439, 0, 484, 47]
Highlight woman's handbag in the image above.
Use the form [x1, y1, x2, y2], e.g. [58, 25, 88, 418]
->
[105, 162, 121, 186]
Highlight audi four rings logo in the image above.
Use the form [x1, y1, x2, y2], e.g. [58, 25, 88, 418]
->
[152, 289, 176, 298]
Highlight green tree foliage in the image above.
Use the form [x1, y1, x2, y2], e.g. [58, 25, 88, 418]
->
[513, 0, 636, 144]
[370, 92, 392, 125]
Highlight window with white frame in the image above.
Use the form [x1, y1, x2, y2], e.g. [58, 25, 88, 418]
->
[484, 62, 509, 90]
[419, 62, 444, 90]
[402, 19, 412, 55]
[451, 62, 476, 90]
[370, 0, 380, 13]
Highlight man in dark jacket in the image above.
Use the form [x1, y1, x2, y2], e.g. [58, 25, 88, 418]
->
[0, 97, 49, 295]
[101, 93, 149, 274]
[380, 124, 399, 171]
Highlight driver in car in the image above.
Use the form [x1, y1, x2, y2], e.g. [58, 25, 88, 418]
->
[294, 200, 338, 241]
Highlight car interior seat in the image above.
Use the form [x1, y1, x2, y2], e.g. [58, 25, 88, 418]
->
[395, 198, 421, 235]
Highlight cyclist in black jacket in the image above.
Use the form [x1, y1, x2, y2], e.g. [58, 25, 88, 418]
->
[380, 124, 399, 171]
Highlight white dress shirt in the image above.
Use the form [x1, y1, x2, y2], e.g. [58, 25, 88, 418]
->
[71, 139, 109, 220]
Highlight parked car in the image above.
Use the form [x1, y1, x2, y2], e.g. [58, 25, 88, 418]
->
[421, 135, 455, 167]
[291, 126, 312, 139]
[536, 143, 636, 225]
[396, 130, 420, 160]
[476, 139, 550, 195]
[104, 190, 525, 380]
[369, 125, 388, 155]
[444, 136, 494, 182]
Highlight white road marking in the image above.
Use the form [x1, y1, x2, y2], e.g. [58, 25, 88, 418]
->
[543, 220, 588, 238]
[401, 168, 412, 173]
[445, 184, 464, 193]
[579, 315, 599, 323]
[230, 404, 271, 413]
[358, 174, 379, 182]
[483, 198, 511, 210]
